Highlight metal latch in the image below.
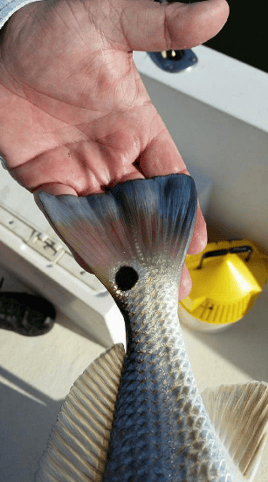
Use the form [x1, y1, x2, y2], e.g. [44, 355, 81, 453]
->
[147, 49, 197, 73]
[27, 231, 65, 262]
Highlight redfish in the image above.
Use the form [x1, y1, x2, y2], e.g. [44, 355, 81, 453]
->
[35, 174, 268, 481]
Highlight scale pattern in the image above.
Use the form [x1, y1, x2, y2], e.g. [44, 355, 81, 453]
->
[37, 174, 243, 481]
[104, 276, 235, 481]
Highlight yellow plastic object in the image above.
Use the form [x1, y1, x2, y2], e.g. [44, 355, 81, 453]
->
[179, 240, 268, 331]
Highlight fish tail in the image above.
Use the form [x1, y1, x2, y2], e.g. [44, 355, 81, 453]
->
[38, 174, 197, 291]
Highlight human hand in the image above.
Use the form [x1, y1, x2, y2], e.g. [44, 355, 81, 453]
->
[0, 0, 229, 298]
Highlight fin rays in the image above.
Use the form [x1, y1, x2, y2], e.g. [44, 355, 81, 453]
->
[38, 175, 197, 291]
[202, 381, 268, 480]
[35, 344, 125, 482]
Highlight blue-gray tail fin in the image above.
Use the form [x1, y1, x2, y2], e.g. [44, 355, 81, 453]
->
[38, 174, 197, 292]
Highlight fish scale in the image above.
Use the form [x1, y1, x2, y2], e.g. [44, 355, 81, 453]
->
[35, 174, 268, 482]
[103, 276, 233, 481]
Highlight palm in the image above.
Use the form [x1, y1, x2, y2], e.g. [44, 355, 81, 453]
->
[0, 0, 228, 296]
[0, 0, 150, 191]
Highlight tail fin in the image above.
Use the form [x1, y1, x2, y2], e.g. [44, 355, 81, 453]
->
[38, 174, 197, 291]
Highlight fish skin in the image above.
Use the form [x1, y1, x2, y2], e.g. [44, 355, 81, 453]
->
[36, 175, 255, 481]
[103, 270, 238, 481]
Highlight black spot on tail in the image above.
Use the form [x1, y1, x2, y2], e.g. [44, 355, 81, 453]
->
[115, 266, 139, 291]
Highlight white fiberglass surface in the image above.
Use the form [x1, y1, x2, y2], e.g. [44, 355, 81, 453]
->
[134, 50, 268, 252]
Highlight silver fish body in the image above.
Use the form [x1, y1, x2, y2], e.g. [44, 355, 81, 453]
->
[103, 275, 237, 481]
[35, 175, 268, 482]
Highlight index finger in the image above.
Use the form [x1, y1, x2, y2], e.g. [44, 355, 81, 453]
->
[137, 127, 207, 255]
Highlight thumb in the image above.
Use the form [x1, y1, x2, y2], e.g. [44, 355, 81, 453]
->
[120, 0, 229, 52]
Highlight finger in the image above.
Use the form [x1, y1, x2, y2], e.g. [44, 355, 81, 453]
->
[179, 264, 192, 300]
[187, 204, 207, 254]
[137, 128, 207, 255]
[11, 145, 108, 196]
[34, 183, 78, 196]
[102, 169, 145, 190]
[138, 127, 186, 177]
[121, 0, 229, 52]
